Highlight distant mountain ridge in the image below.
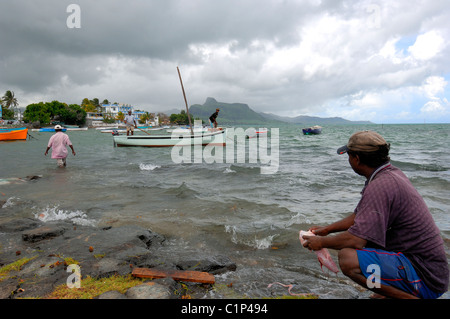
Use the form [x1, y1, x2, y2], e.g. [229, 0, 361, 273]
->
[259, 112, 373, 125]
[187, 97, 372, 125]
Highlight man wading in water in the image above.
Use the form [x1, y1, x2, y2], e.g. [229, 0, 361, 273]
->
[44, 125, 76, 167]
[302, 130, 449, 299]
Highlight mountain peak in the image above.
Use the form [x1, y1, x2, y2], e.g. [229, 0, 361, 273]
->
[204, 97, 218, 105]
[189, 97, 373, 125]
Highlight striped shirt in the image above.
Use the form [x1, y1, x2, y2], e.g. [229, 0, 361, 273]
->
[348, 164, 449, 293]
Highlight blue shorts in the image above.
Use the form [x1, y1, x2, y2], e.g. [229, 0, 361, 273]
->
[357, 248, 442, 299]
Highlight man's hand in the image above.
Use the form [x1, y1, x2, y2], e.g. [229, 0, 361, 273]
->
[309, 225, 329, 236]
[302, 234, 323, 251]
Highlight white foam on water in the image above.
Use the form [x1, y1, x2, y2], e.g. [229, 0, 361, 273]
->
[225, 225, 277, 250]
[139, 163, 161, 171]
[34, 205, 96, 226]
[2, 197, 18, 208]
[285, 212, 311, 227]
[223, 167, 236, 174]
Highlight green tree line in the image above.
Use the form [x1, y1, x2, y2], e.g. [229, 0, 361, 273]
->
[169, 110, 203, 125]
[23, 101, 86, 126]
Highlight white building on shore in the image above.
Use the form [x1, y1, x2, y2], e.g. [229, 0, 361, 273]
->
[86, 103, 158, 127]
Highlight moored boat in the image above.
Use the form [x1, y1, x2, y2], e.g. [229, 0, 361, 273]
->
[166, 126, 209, 134]
[66, 127, 88, 131]
[31, 127, 67, 132]
[95, 125, 120, 130]
[100, 127, 163, 133]
[113, 128, 227, 147]
[302, 125, 322, 135]
[0, 127, 28, 141]
[0, 127, 26, 132]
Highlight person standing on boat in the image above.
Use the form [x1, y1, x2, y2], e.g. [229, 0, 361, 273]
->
[301, 130, 449, 299]
[44, 125, 76, 168]
[209, 108, 220, 131]
[124, 110, 137, 136]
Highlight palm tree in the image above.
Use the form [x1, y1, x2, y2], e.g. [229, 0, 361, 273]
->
[116, 111, 125, 123]
[139, 112, 153, 124]
[2, 90, 19, 109]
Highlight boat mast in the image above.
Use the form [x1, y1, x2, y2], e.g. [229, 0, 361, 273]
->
[176, 67, 194, 136]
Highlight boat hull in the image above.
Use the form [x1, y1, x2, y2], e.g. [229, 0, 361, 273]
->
[113, 129, 227, 147]
[31, 128, 67, 132]
[66, 127, 88, 131]
[302, 126, 322, 135]
[0, 127, 28, 141]
[100, 127, 162, 133]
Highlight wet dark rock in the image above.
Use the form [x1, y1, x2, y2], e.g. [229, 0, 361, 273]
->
[0, 218, 43, 232]
[0, 217, 236, 299]
[96, 290, 127, 299]
[25, 175, 42, 181]
[22, 225, 66, 243]
[125, 282, 172, 299]
[176, 255, 237, 275]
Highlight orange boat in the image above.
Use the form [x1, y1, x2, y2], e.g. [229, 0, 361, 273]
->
[0, 127, 28, 141]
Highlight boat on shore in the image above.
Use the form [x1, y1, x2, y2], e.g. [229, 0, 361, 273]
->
[113, 128, 227, 147]
[302, 125, 322, 135]
[0, 127, 28, 141]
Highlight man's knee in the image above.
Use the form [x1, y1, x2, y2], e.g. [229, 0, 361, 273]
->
[338, 248, 360, 277]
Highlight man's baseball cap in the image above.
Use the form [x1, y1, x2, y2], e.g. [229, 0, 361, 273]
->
[337, 130, 388, 154]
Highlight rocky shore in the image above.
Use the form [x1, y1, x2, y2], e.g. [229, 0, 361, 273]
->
[0, 216, 237, 299]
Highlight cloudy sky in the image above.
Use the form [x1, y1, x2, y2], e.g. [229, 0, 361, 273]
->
[1, 0, 449, 123]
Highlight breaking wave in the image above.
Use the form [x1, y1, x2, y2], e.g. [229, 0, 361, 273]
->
[1, 197, 18, 208]
[139, 163, 161, 171]
[225, 225, 278, 250]
[33, 205, 96, 227]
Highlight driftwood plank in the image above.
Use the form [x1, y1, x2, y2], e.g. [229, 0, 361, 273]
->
[132, 267, 215, 284]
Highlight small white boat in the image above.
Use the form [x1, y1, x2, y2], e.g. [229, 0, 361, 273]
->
[100, 128, 127, 133]
[66, 127, 88, 131]
[100, 127, 163, 133]
[95, 125, 119, 130]
[113, 128, 227, 147]
[166, 126, 209, 134]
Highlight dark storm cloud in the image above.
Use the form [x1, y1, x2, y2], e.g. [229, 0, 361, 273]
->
[1, 0, 449, 122]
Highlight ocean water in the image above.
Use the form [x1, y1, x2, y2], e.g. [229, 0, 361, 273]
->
[1, 123, 449, 298]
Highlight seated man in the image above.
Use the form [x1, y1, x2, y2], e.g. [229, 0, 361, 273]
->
[302, 130, 449, 299]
